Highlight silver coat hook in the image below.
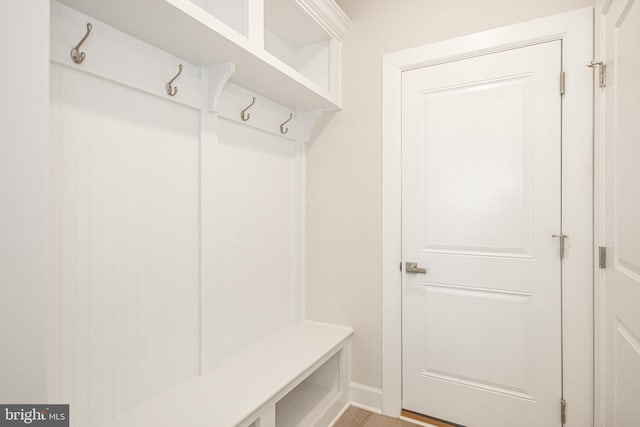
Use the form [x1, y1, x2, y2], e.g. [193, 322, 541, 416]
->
[280, 113, 293, 134]
[166, 64, 183, 96]
[241, 97, 256, 121]
[70, 22, 92, 64]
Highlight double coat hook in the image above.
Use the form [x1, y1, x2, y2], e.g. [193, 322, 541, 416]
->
[166, 64, 183, 96]
[70, 22, 92, 64]
[241, 97, 256, 121]
[280, 113, 293, 134]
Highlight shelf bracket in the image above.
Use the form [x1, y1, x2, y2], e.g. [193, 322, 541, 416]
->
[207, 62, 236, 113]
[296, 108, 339, 142]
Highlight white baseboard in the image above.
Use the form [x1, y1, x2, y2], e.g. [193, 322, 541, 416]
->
[313, 392, 350, 427]
[349, 382, 383, 414]
[326, 402, 351, 427]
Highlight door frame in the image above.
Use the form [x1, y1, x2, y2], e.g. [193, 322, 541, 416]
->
[593, 3, 605, 425]
[381, 8, 594, 427]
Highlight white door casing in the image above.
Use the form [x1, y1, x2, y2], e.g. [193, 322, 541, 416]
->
[382, 9, 593, 427]
[401, 41, 562, 427]
[595, 1, 640, 426]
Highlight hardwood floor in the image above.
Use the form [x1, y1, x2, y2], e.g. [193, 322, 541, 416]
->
[333, 406, 421, 427]
[401, 410, 461, 427]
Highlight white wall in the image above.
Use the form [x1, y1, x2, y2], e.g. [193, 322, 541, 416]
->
[305, 0, 593, 389]
[0, 1, 50, 402]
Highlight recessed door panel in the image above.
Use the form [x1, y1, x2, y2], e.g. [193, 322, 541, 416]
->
[416, 284, 535, 399]
[614, 319, 640, 426]
[420, 76, 534, 257]
[614, 0, 640, 280]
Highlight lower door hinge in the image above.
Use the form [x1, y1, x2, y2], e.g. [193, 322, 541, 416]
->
[599, 246, 607, 269]
[588, 60, 607, 88]
[399, 261, 402, 272]
[561, 399, 567, 425]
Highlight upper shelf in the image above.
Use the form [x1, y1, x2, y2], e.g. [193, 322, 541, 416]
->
[56, 0, 350, 111]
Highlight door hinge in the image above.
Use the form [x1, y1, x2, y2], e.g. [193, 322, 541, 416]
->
[599, 246, 607, 269]
[588, 60, 607, 88]
[560, 71, 566, 95]
[399, 261, 402, 272]
[552, 234, 568, 259]
[561, 399, 567, 425]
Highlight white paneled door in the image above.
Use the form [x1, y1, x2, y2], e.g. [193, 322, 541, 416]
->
[401, 41, 563, 427]
[599, 0, 640, 425]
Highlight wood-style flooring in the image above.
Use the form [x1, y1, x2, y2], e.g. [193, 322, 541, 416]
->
[333, 406, 420, 427]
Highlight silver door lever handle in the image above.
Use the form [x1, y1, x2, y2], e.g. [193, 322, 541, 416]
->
[405, 262, 427, 274]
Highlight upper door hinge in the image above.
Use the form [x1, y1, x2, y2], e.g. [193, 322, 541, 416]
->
[588, 60, 607, 88]
[599, 246, 607, 269]
[552, 234, 568, 259]
[561, 399, 567, 425]
[560, 71, 566, 95]
[399, 261, 402, 272]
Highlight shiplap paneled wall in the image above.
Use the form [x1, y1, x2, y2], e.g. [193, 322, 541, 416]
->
[49, 3, 305, 425]
[214, 118, 303, 362]
[49, 64, 200, 426]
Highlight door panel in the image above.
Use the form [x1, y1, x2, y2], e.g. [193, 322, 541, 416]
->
[600, 0, 640, 425]
[402, 41, 562, 427]
[420, 76, 534, 257]
[416, 284, 535, 399]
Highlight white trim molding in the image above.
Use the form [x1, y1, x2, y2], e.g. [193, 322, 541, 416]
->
[349, 382, 383, 414]
[294, 0, 352, 41]
[593, 2, 607, 426]
[382, 8, 594, 426]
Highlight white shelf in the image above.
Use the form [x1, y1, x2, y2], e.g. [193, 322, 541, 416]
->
[190, 0, 248, 36]
[265, 0, 332, 91]
[275, 352, 341, 427]
[101, 321, 352, 427]
[276, 382, 339, 427]
[55, 0, 348, 111]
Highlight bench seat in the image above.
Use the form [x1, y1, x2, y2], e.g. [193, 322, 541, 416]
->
[102, 321, 353, 427]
